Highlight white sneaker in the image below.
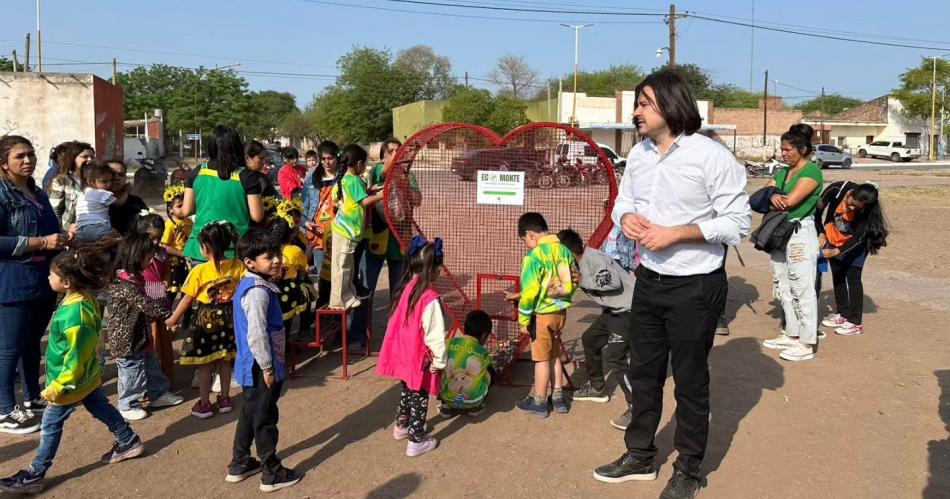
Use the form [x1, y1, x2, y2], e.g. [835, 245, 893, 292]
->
[150, 392, 185, 408]
[779, 343, 816, 361]
[835, 322, 864, 336]
[821, 313, 847, 328]
[120, 408, 149, 421]
[817, 330, 827, 340]
[762, 334, 799, 350]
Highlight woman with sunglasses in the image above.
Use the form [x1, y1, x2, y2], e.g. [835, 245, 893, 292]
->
[816, 181, 888, 336]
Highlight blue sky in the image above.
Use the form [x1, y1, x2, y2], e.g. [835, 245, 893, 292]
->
[4, 0, 949, 108]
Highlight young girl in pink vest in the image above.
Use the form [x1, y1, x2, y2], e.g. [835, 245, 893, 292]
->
[375, 235, 447, 457]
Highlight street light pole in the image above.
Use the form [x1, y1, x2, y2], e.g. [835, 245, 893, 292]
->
[35, 0, 42, 72]
[561, 23, 593, 128]
[931, 56, 937, 161]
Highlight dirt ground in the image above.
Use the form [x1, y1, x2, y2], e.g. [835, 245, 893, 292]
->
[2, 169, 949, 499]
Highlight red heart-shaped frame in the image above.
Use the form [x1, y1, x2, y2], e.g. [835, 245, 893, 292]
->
[383, 122, 617, 341]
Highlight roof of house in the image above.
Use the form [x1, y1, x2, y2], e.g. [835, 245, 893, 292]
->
[802, 96, 888, 124]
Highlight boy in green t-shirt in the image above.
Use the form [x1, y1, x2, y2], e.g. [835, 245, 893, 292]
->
[328, 145, 383, 310]
[438, 311, 496, 417]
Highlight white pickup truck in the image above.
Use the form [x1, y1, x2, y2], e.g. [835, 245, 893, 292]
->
[856, 140, 921, 162]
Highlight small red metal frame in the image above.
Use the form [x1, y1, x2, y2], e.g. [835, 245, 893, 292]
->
[289, 306, 372, 380]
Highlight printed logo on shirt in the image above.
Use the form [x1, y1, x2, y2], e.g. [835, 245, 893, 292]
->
[594, 269, 614, 288]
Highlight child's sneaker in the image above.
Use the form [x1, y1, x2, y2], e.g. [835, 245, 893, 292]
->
[150, 392, 185, 408]
[438, 404, 460, 419]
[392, 424, 409, 440]
[405, 435, 438, 457]
[100, 435, 145, 464]
[835, 322, 864, 336]
[515, 396, 549, 418]
[467, 404, 486, 417]
[190, 400, 216, 419]
[120, 407, 149, 421]
[0, 468, 45, 494]
[822, 313, 847, 328]
[572, 382, 609, 403]
[259, 467, 302, 493]
[216, 396, 233, 414]
[0, 406, 40, 434]
[611, 406, 633, 430]
[551, 395, 569, 414]
[22, 398, 47, 415]
[225, 457, 262, 483]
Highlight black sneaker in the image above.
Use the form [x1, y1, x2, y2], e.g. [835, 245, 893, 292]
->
[573, 382, 609, 403]
[466, 404, 486, 417]
[593, 453, 658, 483]
[259, 467, 302, 493]
[23, 398, 48, 414]
[715, 318, 730, 336]
[100, 435, 145, 464]
[514, 396, 548, 418]
[610, 406, 633, 430]
[0, 406, 40, 435]
[438, 404, 461, 419]
[0, 468, 45, 494]
[660, 469, 705, 498]
[225, 457, 262, 483]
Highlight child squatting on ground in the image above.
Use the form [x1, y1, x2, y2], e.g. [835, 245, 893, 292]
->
[556, 228, 637, 430]
[0, 248, 145, 495]
[376, 235, 448, 457]
[438, 310, 496, 418]
[513, 212, 576, 418]
[226, 229, 302, 493]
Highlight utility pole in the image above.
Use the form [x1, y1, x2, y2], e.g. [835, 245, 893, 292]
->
[36, 0, 42, 72]
[112, 58, 117, 84]
[749, 0, 755, 90]
[668, 4, 677, 66]
[940, 89, 946, 160]
[762, 70, 769, 147]
[561, 23, 594, 128]
[546, 82, 552, 121]
[931, 56, 937, 161]
[11, 50, 18, 72]
[820, 86, 826, 144]
[464, 71, 469, 87]
[24, 34, 30, 72]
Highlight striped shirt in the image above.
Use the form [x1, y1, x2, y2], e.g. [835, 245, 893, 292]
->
[611, 133, 751, 276]
[48, 173, 82, 231]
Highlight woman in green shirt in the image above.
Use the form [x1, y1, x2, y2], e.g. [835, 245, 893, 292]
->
[181, 126, 265, 262]
[761, 124, 824, 362]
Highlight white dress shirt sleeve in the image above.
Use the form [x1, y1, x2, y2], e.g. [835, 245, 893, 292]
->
[421, 300, 448, 370]
[611, 147, 639, 227]
[696, 146, 752, 246]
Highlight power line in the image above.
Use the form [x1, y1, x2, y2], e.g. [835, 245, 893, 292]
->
[378, 0, 664, 16]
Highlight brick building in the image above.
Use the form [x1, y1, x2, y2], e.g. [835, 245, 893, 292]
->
[707, 96, 803, 158]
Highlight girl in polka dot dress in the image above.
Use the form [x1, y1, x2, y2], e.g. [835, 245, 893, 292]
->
[165, 222, 244, 419]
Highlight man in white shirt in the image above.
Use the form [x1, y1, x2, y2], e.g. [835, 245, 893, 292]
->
[593, 69, 751, 498]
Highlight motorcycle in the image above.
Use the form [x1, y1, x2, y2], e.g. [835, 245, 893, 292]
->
[744, 157, 784, 178]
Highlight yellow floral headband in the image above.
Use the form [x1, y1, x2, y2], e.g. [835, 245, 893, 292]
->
[262, 196, 278, 212]
[275, 198, 302, 227]
[163, 184, 186, 202]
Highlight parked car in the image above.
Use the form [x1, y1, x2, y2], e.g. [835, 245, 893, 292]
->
[811, 144, 853, 169]
[856, 141, 920, 162]
[596, 143, 626, 170]
[450, 147, 546, 182]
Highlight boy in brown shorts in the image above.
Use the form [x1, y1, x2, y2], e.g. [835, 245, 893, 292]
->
[512, 213, 576, 417]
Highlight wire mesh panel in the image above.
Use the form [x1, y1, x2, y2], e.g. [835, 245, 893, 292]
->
[383, 122, 617, 374]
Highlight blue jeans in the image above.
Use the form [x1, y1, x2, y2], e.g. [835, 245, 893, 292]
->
[115, 351, 171, 411]
[0, 298, 56, 414]
[349, 255, 404, 343]
[30, 387, 136, 476]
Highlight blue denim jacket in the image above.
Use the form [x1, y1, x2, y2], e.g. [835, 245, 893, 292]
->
[301, 168, 319, 223]
[0, 178, 59, 302]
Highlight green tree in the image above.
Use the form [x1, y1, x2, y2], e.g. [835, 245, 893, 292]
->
[116, 64, 252, 135]
[394, 45, 461, 100]
[0, 57, 14, 72]
[795, 93, 864, 115]
[704, 83, 761, 108]
[279, 110, 316, 144]
[442, 88, 527, 134]
[653, 63, 713, 95]
[442, 88, 494, 125]
[306, 46, 434, 143]
[542, 64, 644, 98]
[486, 95, 529, 133]
[894, 57, 950, 119]
[245, 90, 299, 141]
